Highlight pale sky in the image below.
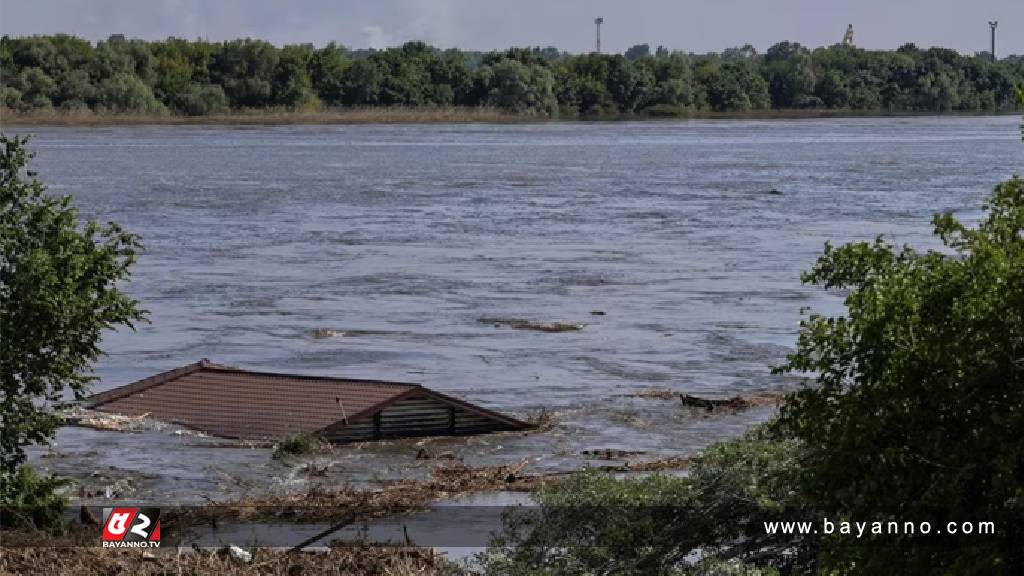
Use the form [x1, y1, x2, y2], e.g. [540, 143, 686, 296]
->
[1, 0, 1022, 56]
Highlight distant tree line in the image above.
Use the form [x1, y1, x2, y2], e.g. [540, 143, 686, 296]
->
[1, 35, 1022, 117]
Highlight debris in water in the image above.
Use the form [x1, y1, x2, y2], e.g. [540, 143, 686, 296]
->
[75, 411, 154, 432]
[310, 328, 345, 339]
[581, 449, 648, 460]
[619, 389, 787, 408]
[300, 463, 330, 476]
[479, 317, 584, 333]
[522, 408, 558, 431]
[618, 388, 677, 400]
[414, 448, 457, 461]
[680, 394, 750, 411]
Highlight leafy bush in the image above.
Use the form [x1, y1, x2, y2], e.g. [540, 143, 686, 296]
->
[476, 426, 809, 575]
[96, 72, 166, 113]
[273, 434, 330, 459]
[174, 83, 230, 116]
[0, 466, 69, 532]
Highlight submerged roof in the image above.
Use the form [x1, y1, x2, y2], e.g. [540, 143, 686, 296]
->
[85, 359, 529, 440]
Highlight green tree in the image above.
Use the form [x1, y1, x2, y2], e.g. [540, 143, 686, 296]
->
[815, 69, 851, 108]
[96, 72, 166, 113]
[478, 59, 558, 116]
[701, 61, 770, 111]
[341, 58, 385, 106]
[607, 55, 653, 112]
[210, 39, 279, 108]
[309, 42, 351, 106]
[175, 83, 229, 116]
[763, 42, 817, 108]
[52, 68, 95, 109]
[0, 136, 145, 526]
[272, 44, 316, 107]
[12, 67, 56, 109]
[776, 175, 1024, 573]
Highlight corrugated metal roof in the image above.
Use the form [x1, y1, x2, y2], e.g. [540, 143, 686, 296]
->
[85, 359, 529, 440]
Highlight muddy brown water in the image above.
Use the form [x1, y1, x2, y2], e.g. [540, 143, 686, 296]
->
[17, 116, 1022, 506]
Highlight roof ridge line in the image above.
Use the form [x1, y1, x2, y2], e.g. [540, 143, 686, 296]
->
[85, 360, 424, 409]
[198, 365, 422, 387]
[85, 359, 210, 408]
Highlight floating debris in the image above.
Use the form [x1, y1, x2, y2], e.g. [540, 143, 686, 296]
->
[680, 394, 750, 412]
[69, 410, 158, 433]
[159, 459, 543, 530]
[618, 388, 677, 400]
[479, 317, 585, 332]
[300, 463, 331, 476]
[522, 408, 558, 431]
[581, 449, 648, 460]
[310, 328, 393, 339]
[618, 389, 787, 409]
[609, 455, 691, 472]
[414, 448, 457, 461]
[310, 328, 345, 339]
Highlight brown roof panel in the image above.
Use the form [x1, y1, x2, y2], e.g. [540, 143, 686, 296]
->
[86, 360, 418, 440]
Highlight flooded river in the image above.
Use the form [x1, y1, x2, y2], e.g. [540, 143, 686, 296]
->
[16, 116, 1022, 503]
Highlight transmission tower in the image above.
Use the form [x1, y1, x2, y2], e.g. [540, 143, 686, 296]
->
[989, 21, 998, 61]
[595, 18, 604, 53]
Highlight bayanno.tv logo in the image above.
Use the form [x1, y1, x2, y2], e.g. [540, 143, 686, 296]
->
[101, 507, 161, 548]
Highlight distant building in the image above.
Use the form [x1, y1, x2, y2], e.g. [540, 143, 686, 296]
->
[85, 359, 531, 441]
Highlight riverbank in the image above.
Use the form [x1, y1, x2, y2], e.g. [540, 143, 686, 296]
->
[0, 107, 530, 126]
[2, 106, 1017, 126]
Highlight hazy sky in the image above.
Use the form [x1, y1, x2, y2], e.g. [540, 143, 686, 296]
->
[2, 0, 1022, 55]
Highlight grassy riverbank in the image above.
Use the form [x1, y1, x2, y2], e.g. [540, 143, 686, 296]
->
[2, 106, 1017, 126]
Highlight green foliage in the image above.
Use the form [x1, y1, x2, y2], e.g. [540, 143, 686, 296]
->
[0, 135, 145, 496]
[701, 61, 771, 112]
[477, 426, 809, 575]
[273, 44, 316, 108]
[478, 59, 557, 116]
[775, 176, 1024, 573]
[174, 83, 229, 116]
[763, 43, 818, 108]
[0, 466, 69, 532]
[272, 433, 330, 459]
[96, 72, 166, 113]
[2, 35, 1021, 116]
[309, 42, 351, 105]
